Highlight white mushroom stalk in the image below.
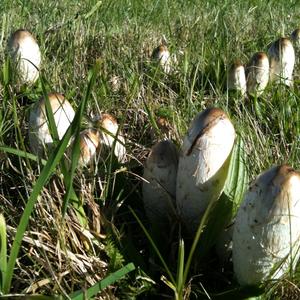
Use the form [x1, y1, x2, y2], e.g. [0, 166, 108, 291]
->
[143, 139, 178, 227]
[29, 93, 75, 155]
[7, 29, 41, 85]
[227, 60, 247, 96]
[151, 44, 172, 74]
[246, 52, 269, 96]
[232, 165, 300, 286]
[176, 108, 236, 234]
[97, 113, 127, 163]
[268, 38, 295, 86]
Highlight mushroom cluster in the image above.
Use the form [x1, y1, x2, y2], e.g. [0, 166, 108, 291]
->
[143, 106, 300, 287]
[6, 22, 300, 292]
[228, 31, 298, 97]
[143, 107, 236, 234]
[5, 28, 128, 167]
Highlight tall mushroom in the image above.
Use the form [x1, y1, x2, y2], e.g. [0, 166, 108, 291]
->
[7, 29, 41, 85]
[176, 108, 235, 234]
[151, 44, 172, 74]
[95, 113, 127, 163]
[227, 60, 247, 96]
[232, 165, 300, 286]
[268, 37, 295, 86]
[246, 52, 269, 96]
[143, 139, 178, 227]
[28, 93, 75, 155]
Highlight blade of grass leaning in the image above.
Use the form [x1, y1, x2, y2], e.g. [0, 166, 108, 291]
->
[0, 146, 47, 166]
[40, 77, 59, 144]
[40, 75, 85, 224]
[2, 122, 72, 293]
[0, 214, 7, 292]
[222, 135, 248, 216]
[0, 295, 63, 300]
[2, 58, 10, 87]
[143, 99, 160, 136]
[197, 135, 248, 257]
[69, 263, 135, 300]
[84, 0, 102, 19]
[62, 60, 100, 217]
[39, 66, 98, 225]
[183, 138, 247, 274]
[2, 63, 100, 293]
[129, 207, 176, 287]
[182, 192, 220, 290]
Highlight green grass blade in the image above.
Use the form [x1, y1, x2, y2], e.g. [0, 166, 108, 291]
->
[222, 135, 248, 215]
[0, 296, 63, 300]
[0, 214, 7, 292]
[62, 61, 100, 218]
[129, 207, 176, 286]
[38, 66, 99, 226]
[143, 99, 160, 136]
[2, 113, 75, 293]
[40, 75, 59, 143]
[84, 0, 102, 19]
[0, 146, 47, 166]
[69, 263, 135, 300]
[196, 135, 248, 258]
[2, 58, 10, 86]
[182, 193, 219, 290]
[176, 238, 185, 297]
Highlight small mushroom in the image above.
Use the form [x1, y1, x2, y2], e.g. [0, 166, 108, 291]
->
[96, 113, 127, 163]
[232, 165, 300, 286]
[7, 29, 41, 85]
[77, 129, 101, 167]
[28, 93, 75, 155]
[227, 60, 247, 96]
[268, 37, 295, 86]
[151, 44, 172, 74]
[246, 52, 269, 96]
[143, 139, 178, 227]
[176, 108, 235, 234]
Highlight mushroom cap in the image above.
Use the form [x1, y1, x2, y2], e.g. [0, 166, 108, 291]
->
[232, 165, 300, 286]
[7, 29, 41, 84]
[29, 93, 75, 155]
[176, 107, 235, 233]
[268, 38, 295, 86]
[246, 52, 269, 96]
[227, 60, 247, 96]
[143, 139, 178, 225]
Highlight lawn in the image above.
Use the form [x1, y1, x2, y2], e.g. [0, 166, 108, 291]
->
[1, 0, 300, 299]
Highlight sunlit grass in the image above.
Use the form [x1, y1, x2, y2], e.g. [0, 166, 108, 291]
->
[1, 0, 300, 298]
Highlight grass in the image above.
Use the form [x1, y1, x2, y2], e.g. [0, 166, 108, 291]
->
[1, 0, 300, 299]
